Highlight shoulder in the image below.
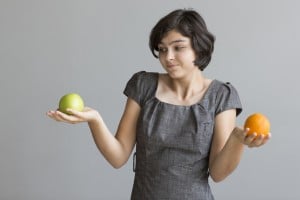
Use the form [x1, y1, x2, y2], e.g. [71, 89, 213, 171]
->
[126, 71, 158, 92]
[128, 71, 157, 83]
[124, 71, 158, 106]
[212, 80, 240, 95]
[212, 79, 242, 116]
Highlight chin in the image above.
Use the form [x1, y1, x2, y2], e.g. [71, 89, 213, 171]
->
[167, 70, 185, 79]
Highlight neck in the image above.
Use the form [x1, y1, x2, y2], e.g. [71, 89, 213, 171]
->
[168, 69, 206, 101]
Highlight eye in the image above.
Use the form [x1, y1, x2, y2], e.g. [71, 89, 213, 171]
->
[158, 47, 167, 53]
[174, 46, 186, 51]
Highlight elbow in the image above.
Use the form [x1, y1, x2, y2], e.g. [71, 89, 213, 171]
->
[112, 164, 123, 169]
[209, 163, 236, 183]
[209, 168, 230, 183]
[102, 152, 128, 169]
[210, 173, 226, 183]
[110, 159, 127, 169]
[110, 161, 124, 169]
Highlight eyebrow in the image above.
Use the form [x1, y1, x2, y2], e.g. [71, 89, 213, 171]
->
[159, 39, 188, 46]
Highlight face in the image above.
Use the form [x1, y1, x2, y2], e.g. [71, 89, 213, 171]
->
[158, 30, 198, 79]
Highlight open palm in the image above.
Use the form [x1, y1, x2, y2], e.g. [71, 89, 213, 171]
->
[47, 107, 99, 124]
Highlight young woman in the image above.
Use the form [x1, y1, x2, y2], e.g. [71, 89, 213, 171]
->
[47, 9, 270, 200]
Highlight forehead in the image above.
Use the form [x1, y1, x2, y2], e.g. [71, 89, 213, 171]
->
[159, 30, 190, 45]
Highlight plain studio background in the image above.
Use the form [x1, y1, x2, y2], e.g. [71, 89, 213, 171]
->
[1, 0, 299, 199]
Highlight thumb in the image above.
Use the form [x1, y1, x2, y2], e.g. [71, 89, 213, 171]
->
[66, 108, 83, 116]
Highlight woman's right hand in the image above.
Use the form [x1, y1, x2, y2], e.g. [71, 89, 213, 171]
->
[46, 107, 100, 124]
[47, 98, 140, 168]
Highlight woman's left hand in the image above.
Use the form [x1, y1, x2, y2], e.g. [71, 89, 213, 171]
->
[232, 127, 271, 148]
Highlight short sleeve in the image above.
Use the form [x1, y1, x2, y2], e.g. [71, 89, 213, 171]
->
[215, 82, 242, 116]
[123, 71, 147, 106]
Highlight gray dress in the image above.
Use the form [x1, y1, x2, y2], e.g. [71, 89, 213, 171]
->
[124, 71, 242, 200]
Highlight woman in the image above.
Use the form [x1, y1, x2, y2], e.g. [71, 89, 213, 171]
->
[47, 9, 270, 200]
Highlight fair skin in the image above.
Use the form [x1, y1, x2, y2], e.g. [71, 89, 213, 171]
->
[47, 30, 270, 182]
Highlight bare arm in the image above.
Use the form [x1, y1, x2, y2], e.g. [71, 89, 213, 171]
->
[47, 97, 140, 168]
[208, 109, 271, 182]
[88, 98, 139, 168]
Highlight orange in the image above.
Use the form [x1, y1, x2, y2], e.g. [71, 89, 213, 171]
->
[244, 113, 270, 136]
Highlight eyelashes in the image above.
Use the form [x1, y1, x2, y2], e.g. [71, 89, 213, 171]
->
[157, 47, 167, 52]
[157, 46, 186, 53]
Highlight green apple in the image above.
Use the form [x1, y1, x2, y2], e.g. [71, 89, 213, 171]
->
[58, 93, 84, 114]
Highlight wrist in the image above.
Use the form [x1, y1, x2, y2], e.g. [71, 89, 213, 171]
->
[230, 127, 246, 145]
[88, 110, 102, 125]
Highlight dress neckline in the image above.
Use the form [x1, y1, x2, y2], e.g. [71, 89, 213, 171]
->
[153, 72, 216, 108]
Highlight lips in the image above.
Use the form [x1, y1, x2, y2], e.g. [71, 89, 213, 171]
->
[166, 63, 177, 68]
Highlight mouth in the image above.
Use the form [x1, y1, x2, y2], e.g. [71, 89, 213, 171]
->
[166, 63, 178, 68]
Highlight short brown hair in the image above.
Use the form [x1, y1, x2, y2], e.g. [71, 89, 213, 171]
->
[149, 9, 215, 71]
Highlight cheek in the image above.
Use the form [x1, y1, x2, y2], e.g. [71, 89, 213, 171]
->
[158, 56, 166, 66]
[181, 53, 196, 64]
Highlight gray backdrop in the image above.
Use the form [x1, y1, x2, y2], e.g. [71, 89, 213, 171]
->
[1, 0, 299, 199]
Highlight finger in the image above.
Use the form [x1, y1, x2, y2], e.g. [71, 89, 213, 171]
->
[55, 110, 82, 123]
[257, 133, 272, 147]
[254, 139, 267, 147]
[46, 110, 64, 122]
[53, 110, 72, 122]
[249, 134, 264, 147]
[66, 108, 83, 117]
[243, 128, 250, 137]
[46, 110, 55, 118]
[249, 132, 272, 147]
[244, 132, 257, 145]
[65, 109, 87, 123]
[232, 127, 247, 140]
[238, 127, 250, 141]
[244, 127, 250, 134]
[47, 109, 82, 123]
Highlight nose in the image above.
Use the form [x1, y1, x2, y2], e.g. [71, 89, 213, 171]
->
[166, 49, 175, 61]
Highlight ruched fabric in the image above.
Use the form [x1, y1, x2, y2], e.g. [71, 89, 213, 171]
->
[124, 71, 242, 200]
